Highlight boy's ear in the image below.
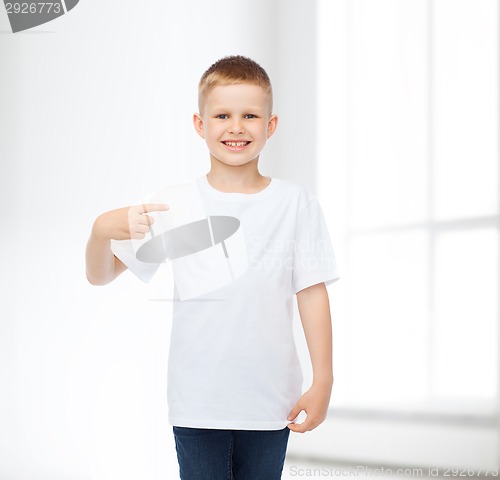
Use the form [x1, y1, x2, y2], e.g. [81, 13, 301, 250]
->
[266, 114, 278, 139]
[193, 113, 205, 139]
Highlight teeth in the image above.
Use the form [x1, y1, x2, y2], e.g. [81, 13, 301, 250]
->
[225, 141, 248, 147]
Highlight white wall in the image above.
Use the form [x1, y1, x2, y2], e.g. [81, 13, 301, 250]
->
[0, 1, 319, 479]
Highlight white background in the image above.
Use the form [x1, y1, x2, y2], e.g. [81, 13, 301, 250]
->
[0, 1, 322, 478]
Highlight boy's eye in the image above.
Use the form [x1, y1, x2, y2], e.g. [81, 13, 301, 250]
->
[215, 114, 258, 119]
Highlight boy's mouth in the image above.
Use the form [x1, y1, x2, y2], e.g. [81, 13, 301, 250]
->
[222, 140, 251, 150]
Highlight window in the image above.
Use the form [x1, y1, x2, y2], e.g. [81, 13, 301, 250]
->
[317, 0, 498, 416]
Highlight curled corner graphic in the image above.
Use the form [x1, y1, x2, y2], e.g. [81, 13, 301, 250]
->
[4, 0, 79, 33]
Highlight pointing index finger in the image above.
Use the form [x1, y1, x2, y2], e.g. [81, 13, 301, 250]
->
[135, 203, 169, 214]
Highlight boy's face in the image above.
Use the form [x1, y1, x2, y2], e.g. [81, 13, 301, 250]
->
[193, 83, 278, 169]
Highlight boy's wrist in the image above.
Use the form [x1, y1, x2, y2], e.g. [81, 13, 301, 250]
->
[312, 374, 334, 387]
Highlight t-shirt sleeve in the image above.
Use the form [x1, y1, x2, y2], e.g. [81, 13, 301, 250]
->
[292, 198, 340, 294]
[110, 238, 163, 283]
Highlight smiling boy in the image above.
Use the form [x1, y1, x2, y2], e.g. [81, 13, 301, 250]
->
[86, 55, 340, 480]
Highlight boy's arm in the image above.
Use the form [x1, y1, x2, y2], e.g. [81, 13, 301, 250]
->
[287, 282, 334, 433]
[85, 224, 127, 286]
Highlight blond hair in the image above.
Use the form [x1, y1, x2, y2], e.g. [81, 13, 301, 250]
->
[198, 55, 273, 114]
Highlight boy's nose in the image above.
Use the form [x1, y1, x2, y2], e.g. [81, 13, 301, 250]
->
[228, 121, 244, 134]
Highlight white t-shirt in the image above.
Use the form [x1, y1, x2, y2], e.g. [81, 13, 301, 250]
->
[110, 174, 340, 430]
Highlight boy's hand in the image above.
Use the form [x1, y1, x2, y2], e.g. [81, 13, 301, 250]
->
[92, 204, 169, 241]
[287, 381, 333, 433]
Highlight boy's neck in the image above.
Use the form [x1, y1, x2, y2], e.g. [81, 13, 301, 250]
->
[206, 162, 271, 194]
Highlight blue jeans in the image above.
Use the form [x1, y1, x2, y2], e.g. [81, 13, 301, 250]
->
[172, 426, 291, 480]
